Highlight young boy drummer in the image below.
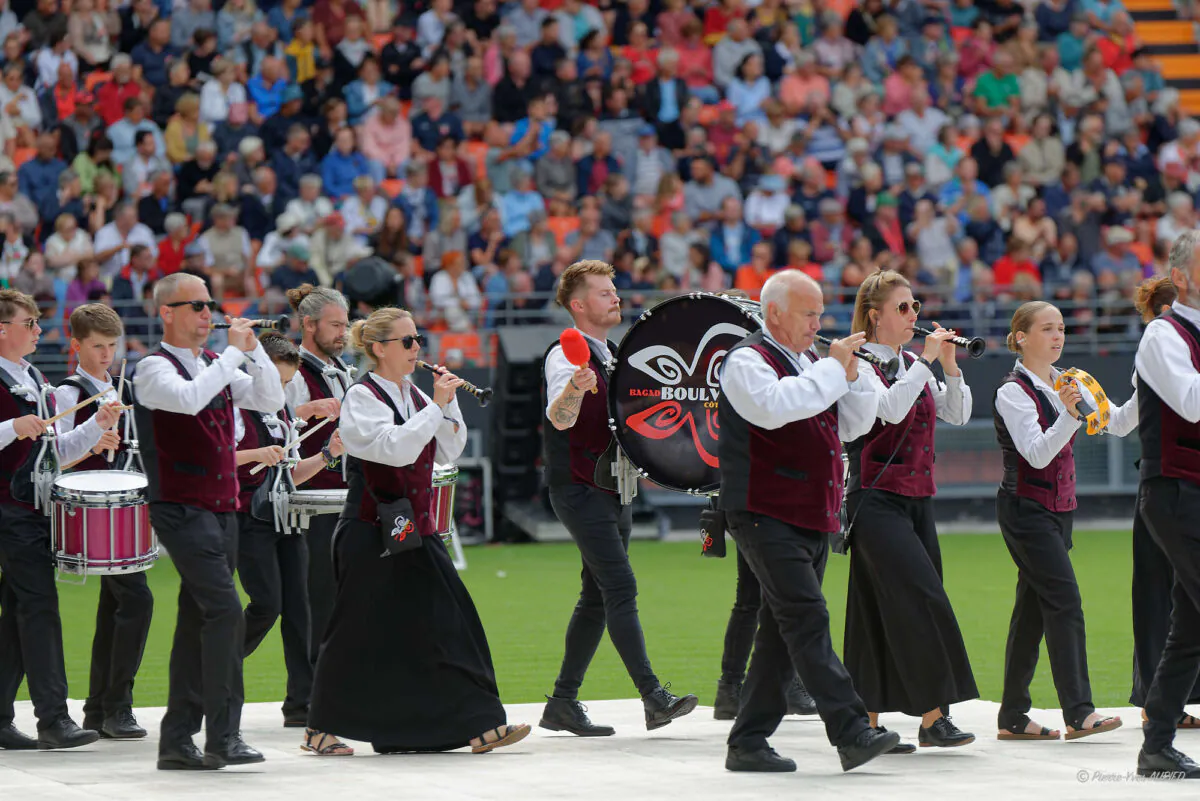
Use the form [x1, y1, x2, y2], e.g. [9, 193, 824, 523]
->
[55, 303, 154, 740]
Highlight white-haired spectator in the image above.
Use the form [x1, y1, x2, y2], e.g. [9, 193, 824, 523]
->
[744, 175, 790, 233]
[358, 96, 411, 180]
[199, 57, 249, 126]
[198, 202, 253, 299]
[0, 63, 41, 142]
[257, 210, 309, 273]
[44, 212, 95, 282]
[340, 175, 388, 245]
[285, 174, 335, 233]
[1157, 192, 1197, 246]
[713, 19, 759, 90]
[309, 212, 371, 286]
[93, 201, 158, 280]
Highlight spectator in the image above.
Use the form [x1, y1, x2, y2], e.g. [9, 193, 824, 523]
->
[429, 250, 481, 331]
[173, 0, 218, 50]
[727, 53, 771, 127]
[286, 173, 335, 233]
[107, 98, 166, 165]
[369, 206, 412, 263]
[862, 191, 905, 259]
[0, 170, 38, 235]
[991, 162, 1036, 232]
[676, 18, 716, 103]
[565, 202, 615, 263]
[449, 54, 492, 139]
[908, 198, 958, 281]
[18, 131, 66, 211]
[712, 19, 759, 91]
[410, 94, 464, 155]
[341, 175, 387, 244]
[270, 241, 322, 292]
[152, 60, 193, 129]
[0, 63, 42, 146]
[1092, 225, 1142, 279]
[38, 168, 86, 240]
[321, 126, 374, 199]
[733, 241, 777, 300]
[1157, 191, 1196, 245]
[309, 211, 369, 285]
[247, 57, 289, 121]
[177, 139, 220, 216]
[600, 173, 633, 232]
[93, 200, 157, 279]
[111, 243, 161, 305]
[710, 196, 759, 274]
[198, 202, 253, 298]
[1012, 196, 1058, 264]
[331, 15, 372, 89]
[345, 55, 395, 125]
[122, 129, 171, 198]
[359, 97, 410, 181]
[500, 162, 545, 237]
[745, 174, 789, 233]
[65, 256, 106, 316]
[218, 0, 263, 54]
[187, 28, 220, 82]
[157, 212, 194, 275]
[683, 156, 741, 229]
[137, 169, 177, 235]
[131, 18, 177, 90]
[199, 57, 250, 127]
[42, 211, 92, 282]
[393, 160, 438, 246]
[258, 210, 308, 272]
[1041, 231, 1089, 290]
[12, 250, 54, 298]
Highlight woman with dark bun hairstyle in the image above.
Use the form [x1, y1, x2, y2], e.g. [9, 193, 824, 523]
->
[307, 307, 531, 755]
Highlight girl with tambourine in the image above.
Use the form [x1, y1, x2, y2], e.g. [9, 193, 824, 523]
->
[1128, 277, 1200, 725]
[842, 269, 979, 752]
[992, 301, 1134, 742]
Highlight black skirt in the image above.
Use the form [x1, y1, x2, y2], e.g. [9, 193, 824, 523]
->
[308, 519, 507, 750]
[1130, 488, 1200, 707]
[843, 490, 979, 716]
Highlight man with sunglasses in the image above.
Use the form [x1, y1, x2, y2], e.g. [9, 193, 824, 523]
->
[132, 274, 285, 770]
[0, 290, 123, 751]
[282, 284, 352, 679]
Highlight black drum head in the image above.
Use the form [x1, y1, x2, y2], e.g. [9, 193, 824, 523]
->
[608, 294, 760, 493]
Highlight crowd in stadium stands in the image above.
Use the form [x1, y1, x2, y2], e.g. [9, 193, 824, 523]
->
[1, 0, 1199, 360]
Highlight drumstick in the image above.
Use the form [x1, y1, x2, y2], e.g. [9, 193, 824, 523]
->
[43, 389, 111, 426]
[248, 416, 333, 475]
[106, 359, 127, 464]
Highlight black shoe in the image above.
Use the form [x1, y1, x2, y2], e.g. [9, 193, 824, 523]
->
[786, 677, 818, 716]
[539, 696, 615, 737]
[725, 745, 797, 772]
[643, 684, 699, 731]
[82, 715, 104, 735]
[37, 719, 100, 750]
[875, 726, 916, 754]
[101, 709, 147, 740]
[838, 727, 901, 772]
[1138, 746, 1200, 779]
[919, 716, 975, 748]
[204, 733, 265, 768]
[158, 742, 213, 771]
[283, 714, 308, 728]
[0, 723, 38, 750]
[713, 681, 741, 721]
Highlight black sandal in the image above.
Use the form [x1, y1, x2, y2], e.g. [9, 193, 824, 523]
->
[1065, 715, 1122, 740]
[471, 723, 531, 754]
[997, 715, 1060, 741]
[301, 728, 355, 755]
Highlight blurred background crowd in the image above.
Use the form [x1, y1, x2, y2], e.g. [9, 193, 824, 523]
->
[2, 0, 1200, 372]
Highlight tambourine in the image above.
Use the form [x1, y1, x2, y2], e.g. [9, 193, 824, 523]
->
[1053, 368, 1110, 435]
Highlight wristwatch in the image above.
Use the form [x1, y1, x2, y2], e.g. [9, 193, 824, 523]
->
[917, 356, 933, 370]
[321, 444, 339, 468]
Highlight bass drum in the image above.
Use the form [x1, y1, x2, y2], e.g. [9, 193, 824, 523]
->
[607, 293, 762, 494]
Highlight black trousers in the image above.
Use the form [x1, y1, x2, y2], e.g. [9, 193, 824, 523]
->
[548, 484, 659, 699]
[1131, 485, 1200, 707]
[996, 491, 1094, 730]
[306, 514, 338, 665]
[726, 511, 870, 751]
[151, 503, 244, 752]
[82, 572, 153, 722]
[236, 512, 313, 719]
[0, 504, 69, 730]
[843, 491, 977, 716]
[1139, 477, 1200, 754]
[720, 547, 761, 685]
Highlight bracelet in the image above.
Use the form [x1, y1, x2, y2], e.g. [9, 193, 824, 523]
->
[321, 445, 338, 466]
[917, 356, 933, 369]
[569, 378, 580, 391]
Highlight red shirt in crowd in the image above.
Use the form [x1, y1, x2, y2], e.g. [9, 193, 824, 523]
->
[95, 79, 141, 126]
[992, 254, 1040, 287]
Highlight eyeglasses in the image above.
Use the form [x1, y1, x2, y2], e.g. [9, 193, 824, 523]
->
[0, 318, 39, 330]
[165, 300, 220, 313]
[378, 334, 426, 349]
[897, 300, 921, 316]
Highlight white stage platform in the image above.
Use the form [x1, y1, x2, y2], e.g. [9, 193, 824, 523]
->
[1, 699, 1196, 799]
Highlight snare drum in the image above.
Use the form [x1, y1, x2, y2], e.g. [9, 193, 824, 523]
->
[52, 471, 158, 576]
[607, 293, 762, 493]
[287, 489, 348, 530]
[431, 463, 459, 544]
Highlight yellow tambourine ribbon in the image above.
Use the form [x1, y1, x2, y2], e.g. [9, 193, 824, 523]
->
[1053, 368, 1110, 435]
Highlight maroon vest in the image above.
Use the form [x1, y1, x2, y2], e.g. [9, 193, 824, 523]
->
[993, 370, 1077, 513]
[848, 352, 937, 497]
[134, 348, 239, 513]
[236, 406, 289, 513]
[1138, 311, 1200, 485]
[295, 351, 349, 490]
[542, 338, 616, 492]
[718, 334, 843, 532]
[0, 363, 55, 510]
[345, 374, 437, 537]
[59, 372, 130, 474]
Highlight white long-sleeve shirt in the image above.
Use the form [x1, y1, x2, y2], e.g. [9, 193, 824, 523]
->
[544, 330, 612, 421]
[856, 344, 972, 426]
[1105, 377, 1138, 439]
[720, 331, 879, 443]
[0, 357, 104, 464]
[339, 372, 466, 468]
[133, 342, 284, 435]
[995, 360, 1082, 469]
[284, 346, 352, 412]
[1135, 300, 1200, 424]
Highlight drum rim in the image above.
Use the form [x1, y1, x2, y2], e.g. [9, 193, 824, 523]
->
[54, 469, 148, 491]
[606, 292, 762, 494]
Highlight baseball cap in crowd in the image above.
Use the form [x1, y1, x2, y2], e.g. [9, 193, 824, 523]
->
[784, 204, 805, 221]
[759, 175, 786, 193]
[638, 123, 657, 138]
[905, 162, 923, 176]
[286, 242, 311, 261]
[885, 124, 907, 141]
[847, 138, 869, 154]
[282, 84, 304, 104]
[1105, 227, 1133, 245]
[276, 211, 299, 232]
[876, 192, 898, 208]
[184, 241, 206, 257]
[957, 114, 981, 131]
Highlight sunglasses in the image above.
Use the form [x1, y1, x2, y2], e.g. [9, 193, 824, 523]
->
[166, 300, 220, 313]
[379, 334, 426, 349]
[0, 318, 39, 330]
[897, 300, 921, 316]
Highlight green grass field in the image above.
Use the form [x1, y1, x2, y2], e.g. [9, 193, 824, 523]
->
[19, 530, 1138, 710]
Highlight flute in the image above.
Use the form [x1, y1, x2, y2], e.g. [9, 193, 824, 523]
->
[212, 315, 291, 330]
[913, 325, 987, 358]
[416, 360, 493, 406]
[815, 334, 900, 381]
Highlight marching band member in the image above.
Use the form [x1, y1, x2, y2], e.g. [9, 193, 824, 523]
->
[717, 270, 900, 773]
[1128, 276, 1200, 724]
[843, 270, 978, 751]
[0, 290, 121, 751]
[1133, 230, 1200, 779]
[993, 301, 1123, 743]
[232, 332, 350, 756]
[283, 284, 351, 673]
[132, 273, 284, 771]
[540, 259, 697, 738]
[55, 304, 153, 741]
[308, 307, 531, 755]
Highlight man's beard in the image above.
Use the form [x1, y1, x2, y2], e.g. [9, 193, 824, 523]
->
[314, 332, 346, 360]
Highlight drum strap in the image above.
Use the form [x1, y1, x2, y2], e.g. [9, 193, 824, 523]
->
[300, 349, 351, 395]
